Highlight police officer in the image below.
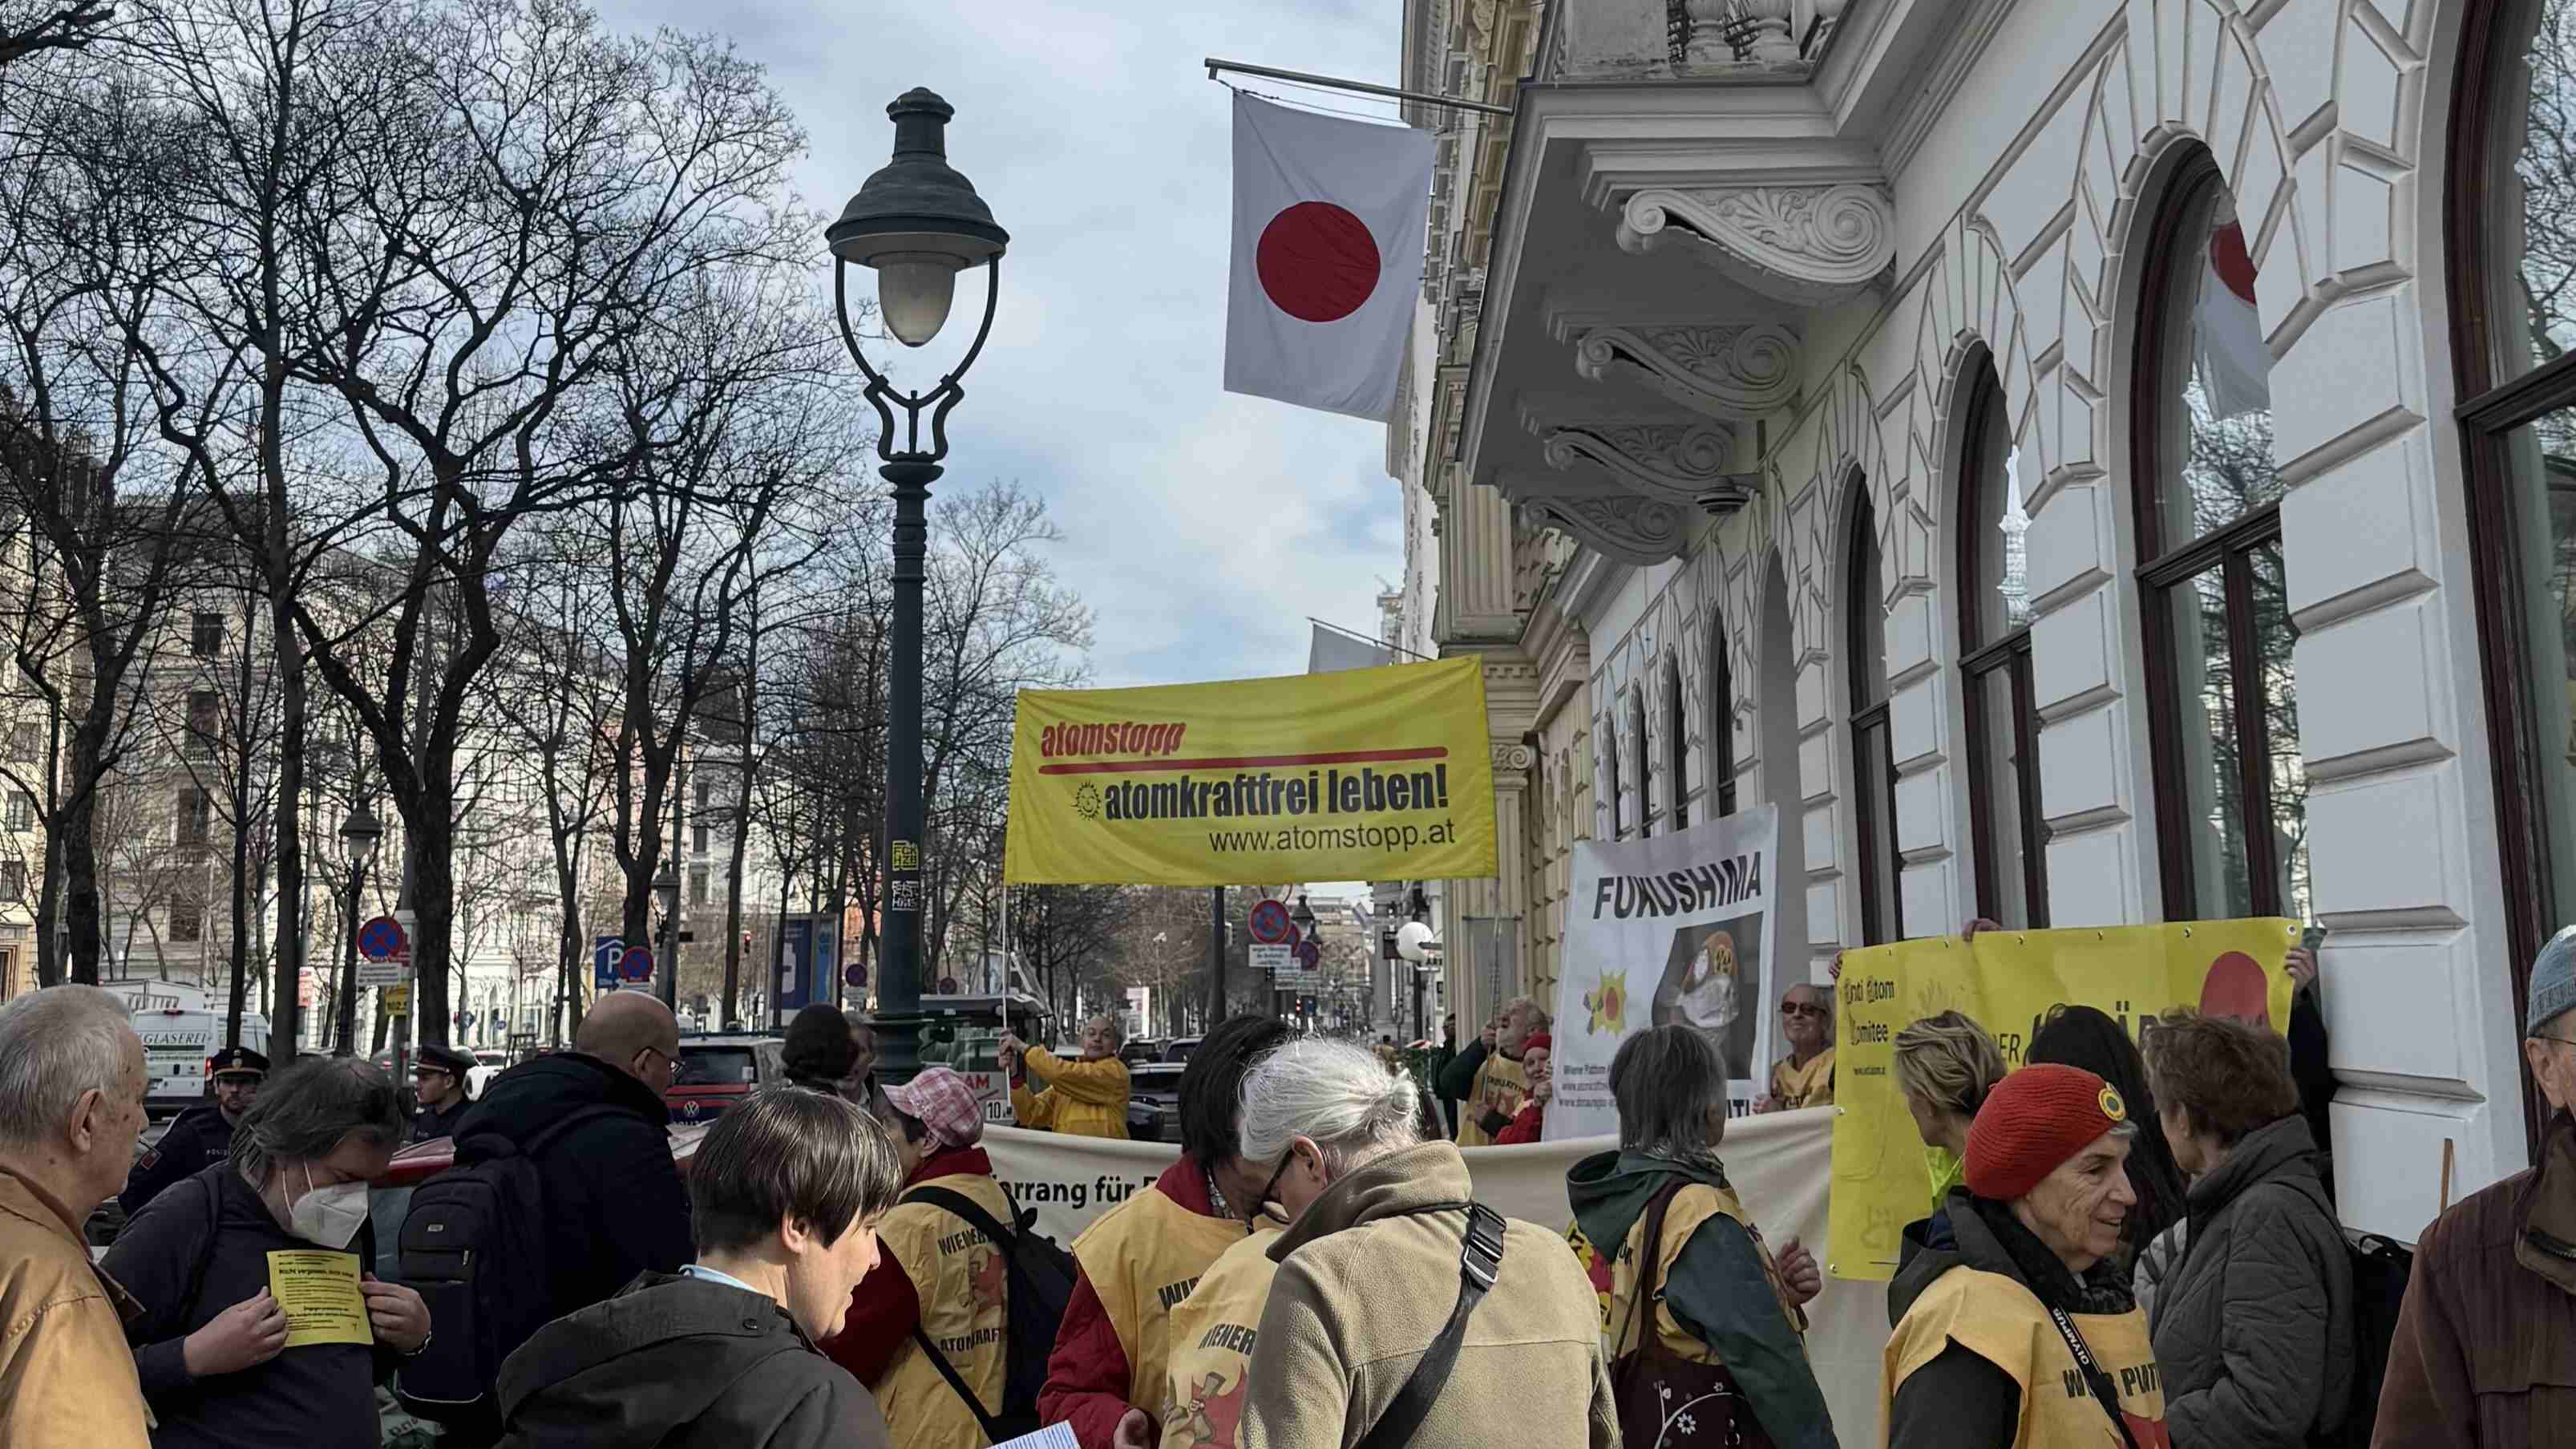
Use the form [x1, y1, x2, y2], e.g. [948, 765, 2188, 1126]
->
[410, 1042, 474, 1143]
[119, 1045, 265, 1215]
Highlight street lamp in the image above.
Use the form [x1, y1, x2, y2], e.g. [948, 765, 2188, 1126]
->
[829, 87, 1008, 1087]
[651, 864, 680, 1009]
[335, 802, 383, 1056]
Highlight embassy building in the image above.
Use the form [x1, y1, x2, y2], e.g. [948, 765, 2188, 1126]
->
[1387, 0, 2576, 1245]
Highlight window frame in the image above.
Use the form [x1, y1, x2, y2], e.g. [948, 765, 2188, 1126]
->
[1707, 610, 1739, 820]
[2129, 145, 2299, 921]
[1848, 486, 1904, 945]
[1665, 654, 1688, 832]
[1955, 354, 2052, 926]
[2447, 0, 2576, 1150]
[1632, 690, 1653, 837]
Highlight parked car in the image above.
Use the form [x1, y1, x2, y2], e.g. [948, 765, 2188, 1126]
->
[1162, 1036, 1203, 1064]
[1119, 1037, 1167, 1067]
[664, 1032, 786, 1125]
[467, 1048, 511, 1099]
[1126, 1062, 1187, 1142]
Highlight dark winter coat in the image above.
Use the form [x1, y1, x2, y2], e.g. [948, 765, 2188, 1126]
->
[2149, 1114, 2351, 1447]
[449, 1052, 692, 1324]
[118, 1104, 235, 1216]
[2375, 1110, 2576, 1447]
[496, 1271, 892, 1449]
[408, 1095, 470, 1144]
[101, 1163, 396, 1449]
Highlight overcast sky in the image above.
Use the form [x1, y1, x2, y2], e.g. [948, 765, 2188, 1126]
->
[593, 0, 1410, 691]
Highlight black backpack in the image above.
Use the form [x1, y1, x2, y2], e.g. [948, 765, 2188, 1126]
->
[2316, 1230, 2413, 1448]
[393, 1105, 621, 1427]
[902, 1183, 1077, 1442]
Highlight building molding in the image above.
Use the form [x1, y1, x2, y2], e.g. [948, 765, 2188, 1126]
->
[1571, 322, 1803, 419]
[1524, 492, 1692, 565]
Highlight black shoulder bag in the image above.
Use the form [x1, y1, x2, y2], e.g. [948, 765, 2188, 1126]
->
[1350, 1202, 1507, 1449]
[2044, 1305, 2145, 1449]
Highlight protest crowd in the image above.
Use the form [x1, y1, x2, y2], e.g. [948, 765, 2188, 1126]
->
[2, 922, 2572, 1449]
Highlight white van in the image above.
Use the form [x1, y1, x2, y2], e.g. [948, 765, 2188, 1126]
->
[118, 994, 271, 1116]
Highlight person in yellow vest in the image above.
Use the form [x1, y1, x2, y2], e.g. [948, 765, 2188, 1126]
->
[1891, 1011, 2008, 1258]
[1567, 1023, 1833, 1448]
[1040, 1014, 1294, 1449]
[1883, 1063, 2167, 1449]
[1003, 1016, 1131, 1139]
[1762, 984, 1836, 1111]
[1450, 999, 1542, 1146]
[823, 1067, 1012, 1449]
[1156, 1037, 1423, 1449]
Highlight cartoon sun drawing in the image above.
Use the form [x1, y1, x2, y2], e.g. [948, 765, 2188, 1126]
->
[1074, 783, 1102, 819]
[968, 1249, 1006, 1313]
[1583, 970, 1628, 1034]
[1177, 1368, 1248, 1448]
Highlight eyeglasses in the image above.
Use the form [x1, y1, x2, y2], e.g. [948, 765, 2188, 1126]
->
[1780, 1002, 1829, 1019]
[1248, 1148, 1299, 1233]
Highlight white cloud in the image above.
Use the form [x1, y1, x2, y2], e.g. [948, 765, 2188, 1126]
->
[593, 0, 1411, 689]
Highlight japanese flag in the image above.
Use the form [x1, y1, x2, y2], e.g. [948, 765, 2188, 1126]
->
[1223, 92, 1435, 421]
[2193, 217, 2271, 420]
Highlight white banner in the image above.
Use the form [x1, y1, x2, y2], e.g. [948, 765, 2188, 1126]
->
[1547, 804, 1781, 1138]
[977, 1107, 1878, 1445]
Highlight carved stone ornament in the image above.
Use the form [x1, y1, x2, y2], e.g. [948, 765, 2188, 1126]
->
[1572, 323, 1801, 420]
[1616, 184, 1896, 308]
[1527, 493, 1692, 565]
[1539, 422, 1733, 502]
[1491, 742, 1536, 771]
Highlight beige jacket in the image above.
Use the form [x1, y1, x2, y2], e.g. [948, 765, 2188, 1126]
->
[1239, 1142, 1618, 1449]
[0, 1165, 152, 1449]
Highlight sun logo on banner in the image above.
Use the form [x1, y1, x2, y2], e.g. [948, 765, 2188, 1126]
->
[1583, 971, 1628, 1034]
[1074, 783, 1102, 819]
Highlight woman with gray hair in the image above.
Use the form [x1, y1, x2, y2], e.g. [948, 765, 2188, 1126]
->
[1155, 1038, 1415, 1448]
[1567, 1023, 1834, 1449]
[1237, 1041, 1616, 1449]
[103, 1054, 429, 1447]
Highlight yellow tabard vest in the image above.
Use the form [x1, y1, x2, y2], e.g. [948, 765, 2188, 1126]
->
[1454, 1052, 1528, 1147]
[870, 1173, 1016, 1449]
[1882, 1267, 2169, 1449]
[1155, 1227, 1282, 1449]
[1769, 1048, 1836, 1110]
[1607, 1182, 1806, 1364]
[1072, 1180, 1247, 1424]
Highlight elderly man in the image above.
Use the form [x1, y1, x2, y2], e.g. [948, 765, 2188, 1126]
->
[1002, 1015, 1130, 1139]
[0, 984, 156, 1448]
[1442, 999, 1545, 1147]
[2376, 926, 2576, 1445]
[1763, 985, 1836, 1111]
[122, 1044, 266, 1214]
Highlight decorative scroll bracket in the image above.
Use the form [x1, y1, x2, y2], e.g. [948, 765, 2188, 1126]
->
[1571, 322, 1802, 420]
[1616, 184, 1896, 308]
[1522, 492, 1692, 565]
[1530, 420, 1761, 517]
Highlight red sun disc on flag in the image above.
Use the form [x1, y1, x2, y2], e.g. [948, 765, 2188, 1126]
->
[1257, 201, 1381, 323]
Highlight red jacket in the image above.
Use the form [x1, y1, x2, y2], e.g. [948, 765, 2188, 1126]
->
[823, 1143, 997, 1382]
[1493, 1100, 1545, 1144]
[1040, 1155, 1228, 1449]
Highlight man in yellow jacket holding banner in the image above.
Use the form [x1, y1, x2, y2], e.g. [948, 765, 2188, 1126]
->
[1004, 1017, 1131, 1140]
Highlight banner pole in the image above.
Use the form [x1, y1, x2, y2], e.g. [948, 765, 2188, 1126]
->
[1208, 887, 1227, 1030]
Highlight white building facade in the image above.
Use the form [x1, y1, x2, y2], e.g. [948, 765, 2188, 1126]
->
[1399, 0, 2575, 1243]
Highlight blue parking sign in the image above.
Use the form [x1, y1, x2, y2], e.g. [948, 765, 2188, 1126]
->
[593, 936, 625, 990]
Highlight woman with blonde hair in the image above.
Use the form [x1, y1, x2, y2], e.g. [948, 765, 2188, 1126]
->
[1891, 1010, 2008, 1255]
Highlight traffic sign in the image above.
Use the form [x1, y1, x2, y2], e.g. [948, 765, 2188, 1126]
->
[358, 914, 408, 961]
[1249, 943, 1292, 973]
[1296, 938, 1322, 969]
[1248, 899, 1292, 945]
[843, 963, 867, 989]
[593, 936, 625, 990]
[617, 945, 654, 983]
[382, 983, 410, 1013]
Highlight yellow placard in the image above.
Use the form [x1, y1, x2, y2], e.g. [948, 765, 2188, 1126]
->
[265, 1249, 370, 1347]
[382, 984, 410, 1013]
[1002, 657, 1499, 886]
[1827, 919, 2299, 1281]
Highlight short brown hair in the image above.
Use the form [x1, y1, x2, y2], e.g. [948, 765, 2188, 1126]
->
[2141, 1008, 2299, 1146]
[690, 1087, 902, 1253]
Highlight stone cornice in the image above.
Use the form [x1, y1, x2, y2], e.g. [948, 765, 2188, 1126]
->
[1615, 183, 1895, 307]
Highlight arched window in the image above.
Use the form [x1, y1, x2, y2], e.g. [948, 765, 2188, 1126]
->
[1956, 353, 2048, 926]
[2454, 0, 2576, 1065]
[1631, 690, 1652, 837]
[1706, 612, 1739, 820]
[1664, 655, 1688, 831]
[1603, 706, 1625, 840]
[2133, 148, 2307, 921]
[1849, 487, 1903, 944]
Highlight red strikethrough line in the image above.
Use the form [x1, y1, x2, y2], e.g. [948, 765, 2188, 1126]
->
[1036, 747, 1449, 775]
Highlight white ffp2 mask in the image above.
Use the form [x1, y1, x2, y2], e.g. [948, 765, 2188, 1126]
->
[290, 1162, 370, 1249]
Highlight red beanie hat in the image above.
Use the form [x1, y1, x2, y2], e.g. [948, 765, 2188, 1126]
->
[1963, 1063, 2129, 1201]
[1523, 1033, 1553, 1054]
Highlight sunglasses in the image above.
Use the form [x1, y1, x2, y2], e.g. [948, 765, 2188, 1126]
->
[1779, 1002, 1829, 1019]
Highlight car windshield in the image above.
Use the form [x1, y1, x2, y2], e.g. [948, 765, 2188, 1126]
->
[675, 1046, 757, 1086]
[1132, 1067, 1186, 1091]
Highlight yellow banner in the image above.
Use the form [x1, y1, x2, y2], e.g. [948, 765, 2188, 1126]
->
[1826, 919, 2299, 1281]
[1003, 658, 1498, 886]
